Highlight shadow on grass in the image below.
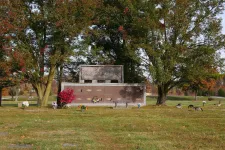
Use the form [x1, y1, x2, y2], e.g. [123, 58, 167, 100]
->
[1, 104, 18, 107]
[148, 96, 194, 101]
[1, 104, 38, 107]
[166, 96, 194, 101]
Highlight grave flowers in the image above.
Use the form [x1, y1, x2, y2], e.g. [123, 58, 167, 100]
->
[92, 96, 102, 103]
[78, 105, 88, 112]
[52, 101, 57, 109]
[22, 101, 29, 109]
[137, 103, 141, 108]
[202, 101, 206, 106]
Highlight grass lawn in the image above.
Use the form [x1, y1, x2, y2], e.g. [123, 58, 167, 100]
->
[0, 96, 225, 150]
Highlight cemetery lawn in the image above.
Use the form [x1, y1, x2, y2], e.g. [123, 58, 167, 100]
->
[0, 96, 225, 150]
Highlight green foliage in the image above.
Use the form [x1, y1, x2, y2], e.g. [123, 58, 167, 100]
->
[197, 90, 204, 96]
[88, 0, 145, 83]
[208, 90, 216, 96]
[127, 0, 225, 104]
[218, 88, 225, 97]
[87, 0, 225, 103]
[2, 0, 98, 106]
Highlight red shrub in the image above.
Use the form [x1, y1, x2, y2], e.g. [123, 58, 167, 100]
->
[58, 88, 76, 105]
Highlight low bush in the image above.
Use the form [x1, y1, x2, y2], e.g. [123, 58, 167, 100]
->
[218, 88, 225, 97]
[208, 97, 214, 101]
[58, 88, 76, 108]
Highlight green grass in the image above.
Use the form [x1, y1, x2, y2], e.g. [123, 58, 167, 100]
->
[0, 96, 225, 149]
[1, 96, 57, 107]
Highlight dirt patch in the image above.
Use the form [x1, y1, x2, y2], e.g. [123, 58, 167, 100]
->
[0, 132, 8, 136]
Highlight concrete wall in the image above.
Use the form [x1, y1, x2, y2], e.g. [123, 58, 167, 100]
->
[61, 82, 146, 107]
[79, 65, 124, 83]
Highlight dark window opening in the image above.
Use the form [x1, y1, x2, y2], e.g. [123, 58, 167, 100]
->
[84, 80, 92, 83]
[111, 80, 118, 83]
[97, 80, 105, 83]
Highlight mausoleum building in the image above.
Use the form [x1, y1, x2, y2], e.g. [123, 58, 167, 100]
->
[61, 65, 146, 106]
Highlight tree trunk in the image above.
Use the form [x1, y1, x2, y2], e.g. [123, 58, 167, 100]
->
[42, 65, 56, 106]
[156, 85, 167, 105]
[194, 90, 197, 101]
[15, 88, 19, 101]
[0, 88, 2, 106]
[33, 65, 56, 107]
[34, 84, 44, 107]
[57, 64, 63, 107]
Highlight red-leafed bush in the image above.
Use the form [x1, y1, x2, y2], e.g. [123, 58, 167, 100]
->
[58, 88, 76, 107]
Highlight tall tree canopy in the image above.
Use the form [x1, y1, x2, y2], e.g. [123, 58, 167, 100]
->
[87, 0, 225, 104]
[2, 0, 98, 106]
[127, 0, 225, 105]
[89, 0, 146, 83]
[0, 0, 20, 106]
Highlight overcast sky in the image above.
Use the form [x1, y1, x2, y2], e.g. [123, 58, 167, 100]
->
[221, 10, 225, 34]
[219, 10, 225, 57]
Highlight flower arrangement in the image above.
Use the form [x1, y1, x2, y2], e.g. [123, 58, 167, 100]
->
[78, 105, 88, 112]
[202, 101, 206, 106]
[137, 103, 141, 108]
[92, 96, 102, 103]
[58, 88, 76, 108]
[22, 101, 29, 109]
[52, 101, 57, 109]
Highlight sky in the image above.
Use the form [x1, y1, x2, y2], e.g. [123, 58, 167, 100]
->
[221, 10, 225, 34]
[220, 10, 225, 58]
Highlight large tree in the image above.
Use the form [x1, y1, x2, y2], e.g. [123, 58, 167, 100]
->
[0, 53, 14, 106]
[181, 70, 219, 101]
[127, 0, 225, 105]
[3, 0, 97, 107]
[89, 0, 146, 83]
[89, 0, 225, 104]
[0, 0, 19, 106]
